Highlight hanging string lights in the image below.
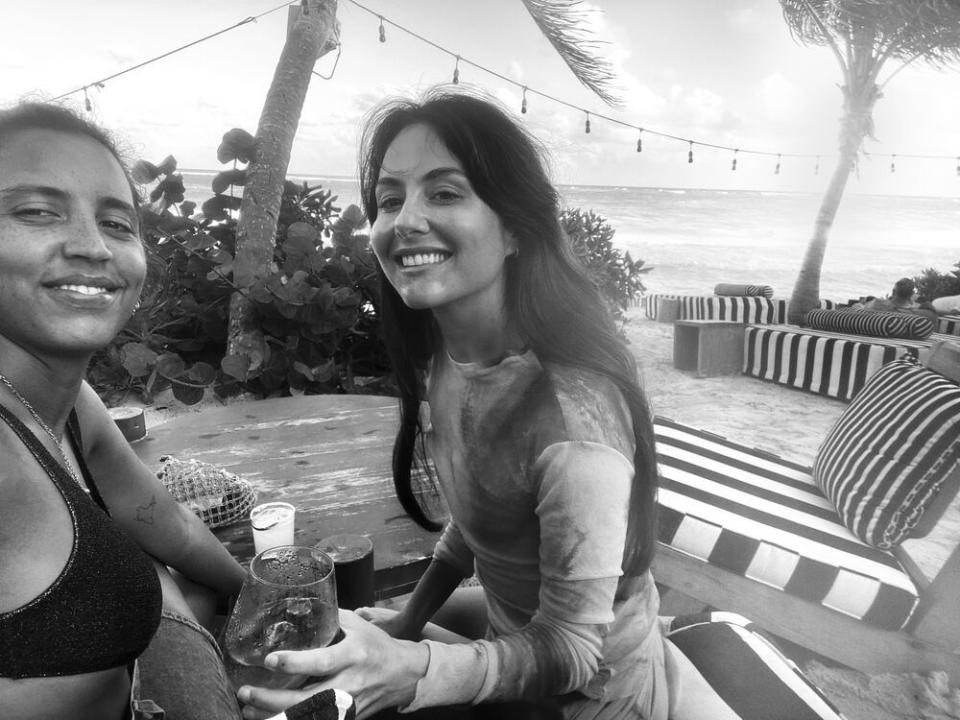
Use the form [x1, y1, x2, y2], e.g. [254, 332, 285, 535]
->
[48, 0, 958, 180]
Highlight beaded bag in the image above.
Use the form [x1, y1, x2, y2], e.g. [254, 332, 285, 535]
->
[157, 456, 257, 528]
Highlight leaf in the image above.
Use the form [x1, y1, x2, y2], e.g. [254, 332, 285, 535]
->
[172, 381, 205, 405]
[201, 194, 242, 221]
[156, 155, 178, 176]
[217, 128, 257, 164]
[180, 201, 197, 217]
[132, 160, 160, 184]
[186, 361, 217, 385]
[221, 353, 251, 381]
[155, 353, 186, 378]
[120, 342, 158, 377]
[212, 168, 247, 195]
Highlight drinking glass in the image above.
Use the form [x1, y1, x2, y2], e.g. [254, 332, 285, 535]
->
[223, 545, 339, 691]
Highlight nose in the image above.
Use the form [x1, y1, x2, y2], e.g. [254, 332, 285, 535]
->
[393, 194, 429, 239]
[64, 212, 113, 261]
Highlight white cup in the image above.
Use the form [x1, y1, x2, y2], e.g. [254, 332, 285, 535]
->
[249, 502, 296, 554]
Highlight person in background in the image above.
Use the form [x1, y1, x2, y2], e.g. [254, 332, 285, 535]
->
[0, 101, 245, 720]
[852, 277, 937, 320]
[237, 88, 677, 719]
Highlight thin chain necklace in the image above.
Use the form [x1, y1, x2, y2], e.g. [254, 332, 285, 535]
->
[0, 372, 84, 488]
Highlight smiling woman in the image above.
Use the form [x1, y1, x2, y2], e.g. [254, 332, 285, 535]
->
[0, 102, 246, 720]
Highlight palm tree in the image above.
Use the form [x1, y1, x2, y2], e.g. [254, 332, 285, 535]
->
[782, 0, 960, 325]
[226, 0, 620, 373]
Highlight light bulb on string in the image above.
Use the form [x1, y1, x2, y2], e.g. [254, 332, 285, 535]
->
[584, 112, 591, 134]
[636, 128, 643, 153]
[521, 87, 528, 114]
[687, 141, 694, 164]
[452, 56, 460, 84]
[890, 154, 896, 173]
[814, 156, 820, 175]
[774, 153, 781, 175]
[956, 157, 959, 177]
[731, 149, 738, 171]
[378, 17, 386, 42]
[83, 87, 92, 112]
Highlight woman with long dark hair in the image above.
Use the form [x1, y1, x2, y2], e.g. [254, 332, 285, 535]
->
[239, 88, 669, 719]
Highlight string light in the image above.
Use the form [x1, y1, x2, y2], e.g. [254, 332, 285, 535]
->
[452, 56, 460, 84]
[774, 153, 781, 175]
[51, 0, 958, 179]
[890, 154, 896, 173]
[731, 149, 738, 171]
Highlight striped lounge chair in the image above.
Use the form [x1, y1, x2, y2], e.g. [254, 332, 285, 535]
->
[743, 324, 951, 401]
[652, 353, 960, 680]
[642, 294, 788, 324]
[937, 314, 960, 336]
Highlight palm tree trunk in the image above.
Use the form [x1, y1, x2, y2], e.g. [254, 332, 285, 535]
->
[786, 79, 879, 325]
[226, 0, 339, 373]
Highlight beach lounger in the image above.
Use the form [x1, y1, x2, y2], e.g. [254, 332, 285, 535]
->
[937, 314, 960, 336]
[743, 324, 951, 401]
[642, 293, 788, 324]
[652, 351, 960, 680]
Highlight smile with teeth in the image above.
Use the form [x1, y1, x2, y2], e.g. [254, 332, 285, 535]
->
[56, 284, 116, 296]
[399, 252, 450, 268]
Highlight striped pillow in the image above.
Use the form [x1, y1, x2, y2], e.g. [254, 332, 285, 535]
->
[666, 612, 844, 720]
[813, 356, 960, 548]
[804, 308, 934, 339]
[715, 283, 775, 298]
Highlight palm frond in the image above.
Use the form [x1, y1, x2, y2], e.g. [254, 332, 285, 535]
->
[520, 0, 622, 107]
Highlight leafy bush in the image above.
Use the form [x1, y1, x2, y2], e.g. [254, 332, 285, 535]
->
[88, 151, 392, 406]
[561, 208, 652, 319]
[914, 262, 960, 303]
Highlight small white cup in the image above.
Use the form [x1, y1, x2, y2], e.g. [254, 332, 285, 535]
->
[250, 502, 296, 554]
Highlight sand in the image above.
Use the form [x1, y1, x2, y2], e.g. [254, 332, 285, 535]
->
[140, 308, 959, 719]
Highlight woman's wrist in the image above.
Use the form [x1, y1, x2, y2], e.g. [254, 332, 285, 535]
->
[394, 638, 430, 707]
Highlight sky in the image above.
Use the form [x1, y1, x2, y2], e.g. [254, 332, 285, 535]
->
[2, 0, 959, 197]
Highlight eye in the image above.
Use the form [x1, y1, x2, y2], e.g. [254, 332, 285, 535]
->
[13, 206, 59, 222]
[377, 195, 403, 213]
[430, 188, 463, 204]
[101, 217, 138, 237]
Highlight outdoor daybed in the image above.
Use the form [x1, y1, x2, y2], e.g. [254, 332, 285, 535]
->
[652, 346, 960, 681]
[743, 309, 953, 401]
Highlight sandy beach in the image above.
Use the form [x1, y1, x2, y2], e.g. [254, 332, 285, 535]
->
[141, 307, 960, 719]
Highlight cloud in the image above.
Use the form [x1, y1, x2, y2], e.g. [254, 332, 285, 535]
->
[757, 72, 803, 123]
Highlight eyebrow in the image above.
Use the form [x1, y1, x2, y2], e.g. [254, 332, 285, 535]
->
[375, 166, 468, 188]
[0, 183, 137, 216]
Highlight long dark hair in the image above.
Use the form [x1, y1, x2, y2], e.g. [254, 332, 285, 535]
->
[359, 87, 658, 578]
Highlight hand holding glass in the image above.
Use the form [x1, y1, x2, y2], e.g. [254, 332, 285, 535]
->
[223, 545, 339, 691]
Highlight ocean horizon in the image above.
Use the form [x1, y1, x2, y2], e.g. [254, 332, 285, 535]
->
[178, 171, 960, 303]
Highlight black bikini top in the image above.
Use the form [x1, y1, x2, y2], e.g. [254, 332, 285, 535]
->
[0, 405, 162, 678]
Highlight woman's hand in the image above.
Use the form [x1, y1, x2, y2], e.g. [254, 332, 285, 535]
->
[354, 605, 420, 640]
[237, 609, 429, 720]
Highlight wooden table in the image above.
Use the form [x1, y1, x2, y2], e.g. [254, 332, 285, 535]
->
[133, 394, 440, 599]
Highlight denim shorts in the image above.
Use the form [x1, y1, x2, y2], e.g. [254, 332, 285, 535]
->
[131, 610, 242, 720]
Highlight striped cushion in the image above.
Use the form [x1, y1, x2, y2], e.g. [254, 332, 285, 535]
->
[813, 357, 960, 549]
[655, 417, 919, 631]
[714, 283, 775, 299]
[666, 612, 843, 720]
[805, 308, 934, 339]
[937, 314, 960, 336]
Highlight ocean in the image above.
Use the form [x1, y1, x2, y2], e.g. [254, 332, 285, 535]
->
[178, 171, 959, 302]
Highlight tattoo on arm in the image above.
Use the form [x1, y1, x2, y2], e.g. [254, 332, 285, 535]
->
[135, 496, 157, 525]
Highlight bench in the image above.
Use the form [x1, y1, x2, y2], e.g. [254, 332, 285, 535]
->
[652, 346, 960, 681]
[743, 324, 951, 401]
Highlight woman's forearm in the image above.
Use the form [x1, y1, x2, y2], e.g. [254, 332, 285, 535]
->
[396, 559, 465, 637]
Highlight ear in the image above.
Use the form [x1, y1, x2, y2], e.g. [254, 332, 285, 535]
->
[504, 230, 519, 258]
